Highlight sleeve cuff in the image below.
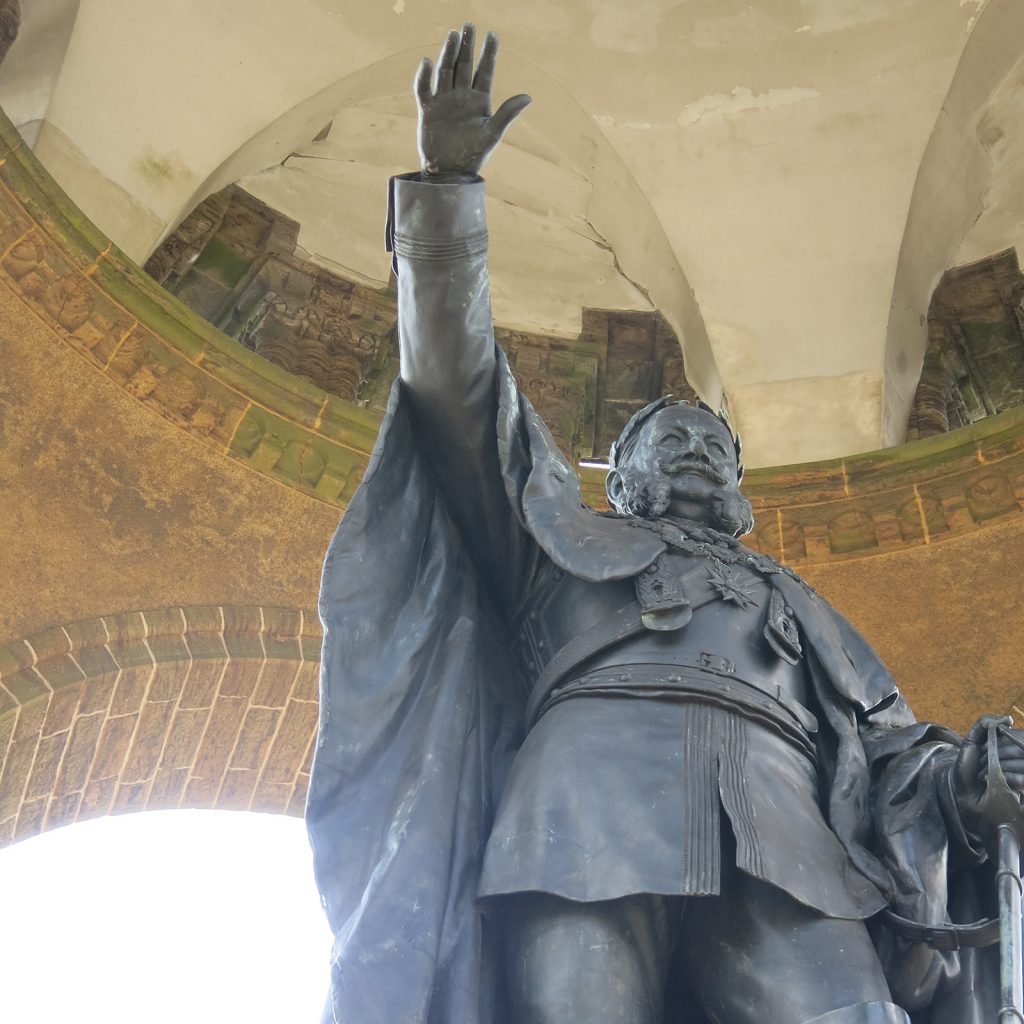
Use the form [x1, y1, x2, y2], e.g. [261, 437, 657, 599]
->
[385, 173, 488, 273]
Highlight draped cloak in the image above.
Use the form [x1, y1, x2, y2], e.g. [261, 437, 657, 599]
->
[308, 359, 998, 1024]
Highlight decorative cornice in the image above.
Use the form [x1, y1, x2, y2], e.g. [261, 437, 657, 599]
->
[3, 107, 1024, 567]
[0, 112, 379, 509]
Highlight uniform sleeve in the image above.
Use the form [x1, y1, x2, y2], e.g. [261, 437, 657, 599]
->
[389, 174, 533, 613]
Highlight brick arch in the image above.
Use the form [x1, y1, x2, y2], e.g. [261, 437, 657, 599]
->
[0, 606, 321, 849]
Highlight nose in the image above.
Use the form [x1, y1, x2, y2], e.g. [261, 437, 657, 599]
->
[687, 437, 709, 461]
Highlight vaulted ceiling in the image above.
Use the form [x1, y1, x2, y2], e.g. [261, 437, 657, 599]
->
[3, 0, 1024, 467]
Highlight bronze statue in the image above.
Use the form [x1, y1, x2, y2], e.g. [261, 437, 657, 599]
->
[307, 25, 1024, 1024]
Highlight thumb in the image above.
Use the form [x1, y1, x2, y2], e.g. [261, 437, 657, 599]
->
[490, 93, 532, 138]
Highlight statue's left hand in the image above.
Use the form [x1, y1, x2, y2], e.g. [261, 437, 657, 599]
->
[415, 23, 532, 180]
[952, 714, 1024, 840]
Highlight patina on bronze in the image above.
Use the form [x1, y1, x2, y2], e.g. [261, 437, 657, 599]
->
[307, 24, 1024, 1024]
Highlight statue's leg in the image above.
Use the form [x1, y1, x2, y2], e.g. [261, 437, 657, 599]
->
[677, 863, 902, 1024]
[503, 890, 678, 1024]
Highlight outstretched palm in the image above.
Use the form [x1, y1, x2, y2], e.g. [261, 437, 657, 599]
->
[416, 24, 531, 179]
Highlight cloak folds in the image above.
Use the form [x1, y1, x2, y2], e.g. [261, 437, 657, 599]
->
[308, 376, 522, 1024]
[308, 367, 996, 1024]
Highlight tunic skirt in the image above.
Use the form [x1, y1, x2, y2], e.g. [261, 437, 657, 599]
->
[478, 693, 886, 919]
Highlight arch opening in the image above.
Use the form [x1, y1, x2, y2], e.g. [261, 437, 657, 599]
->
[0, 809, 331, 1023]
[0, 606, 320, 851]
[885, 1, 1024, 445]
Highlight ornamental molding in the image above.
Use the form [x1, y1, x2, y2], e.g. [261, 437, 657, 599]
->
[2, 107, 1023, 567]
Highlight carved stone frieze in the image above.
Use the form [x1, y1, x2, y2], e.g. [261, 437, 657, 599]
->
[0, 119, 378, 510]
[4, 106, 1024, 566]
[148, 184, 699, 463]
[908, 249, 1024, 439]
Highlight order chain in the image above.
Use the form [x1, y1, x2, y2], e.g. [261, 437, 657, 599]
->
[624, 516, 818, 597]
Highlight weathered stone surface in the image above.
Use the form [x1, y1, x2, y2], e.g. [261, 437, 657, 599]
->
[909, 250, 1024, 439]
[148, 184, 699, 462]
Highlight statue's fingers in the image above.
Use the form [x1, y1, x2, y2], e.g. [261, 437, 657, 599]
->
[473, 31, 498, 95]
[978, 761, 1024, 783]
[994, 753, 1024, 773]
[454, 23, 475, 88]
[978, 725, 1024, 766]
[967, 714, 1011, 743]
[437, 29, 459, 92]
[964, 715, 1011, 758]
[491, 94, 532, 138]
[974, 746, 1024, 786]
[997, 728, 1024, 755]
[996, 736, 1024, 757]
[414, 58, 433, 109]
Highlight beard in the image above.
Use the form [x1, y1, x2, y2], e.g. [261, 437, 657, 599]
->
[612, 465, 754, 537]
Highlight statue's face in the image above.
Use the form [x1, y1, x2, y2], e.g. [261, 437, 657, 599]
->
[636, 405, 738, 499]
[612, 405, 742, 523]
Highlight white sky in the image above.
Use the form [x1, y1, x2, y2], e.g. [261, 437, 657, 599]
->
[0, 810, 333, 1024]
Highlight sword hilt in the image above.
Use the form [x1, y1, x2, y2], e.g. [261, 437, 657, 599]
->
[975, 718, 1024, 862]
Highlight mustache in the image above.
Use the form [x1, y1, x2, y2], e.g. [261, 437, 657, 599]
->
[658, 456, 729, 486]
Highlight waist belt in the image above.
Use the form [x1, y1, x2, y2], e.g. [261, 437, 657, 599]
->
[537, 664, 818, 761]
[523, 597, 646, 727]
[879, 908, 999, 951]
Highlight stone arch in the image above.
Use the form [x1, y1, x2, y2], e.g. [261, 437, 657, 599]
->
[0, 605, 321, 849]
[885, 0, 1024, 445]
[0, 0, 80, 146]
[162, 47, 721, 404]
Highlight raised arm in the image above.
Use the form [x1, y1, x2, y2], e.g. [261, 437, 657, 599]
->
[389, 26, 532, 607]
[395, 24, 529, 404]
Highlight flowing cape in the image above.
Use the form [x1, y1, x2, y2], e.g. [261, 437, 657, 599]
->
[308, 376, 522, 1024]
[309, 368, 996, 1023]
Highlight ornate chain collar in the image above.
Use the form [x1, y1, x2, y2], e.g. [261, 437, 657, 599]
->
[624, 516, 816, 595]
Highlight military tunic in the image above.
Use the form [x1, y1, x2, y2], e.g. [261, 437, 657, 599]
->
[479, 548, 886, 919]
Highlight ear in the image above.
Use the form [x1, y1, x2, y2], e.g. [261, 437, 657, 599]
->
[605, 468, 626, 512]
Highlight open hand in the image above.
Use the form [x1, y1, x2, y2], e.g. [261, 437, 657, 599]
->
[415, 24, 531, 180]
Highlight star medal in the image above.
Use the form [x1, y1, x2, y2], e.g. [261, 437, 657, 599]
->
[705, 562, 759, 609]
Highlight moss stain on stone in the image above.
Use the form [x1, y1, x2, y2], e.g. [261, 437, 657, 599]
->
[193, 238, 251, 289]
[134, 149, 193, 192]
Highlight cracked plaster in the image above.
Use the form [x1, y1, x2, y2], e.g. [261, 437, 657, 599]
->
[3, 0, 1018, 466]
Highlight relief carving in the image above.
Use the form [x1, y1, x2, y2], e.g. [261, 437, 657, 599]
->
[908, 250, 1024, 439]
[149, 185, 699, 464]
